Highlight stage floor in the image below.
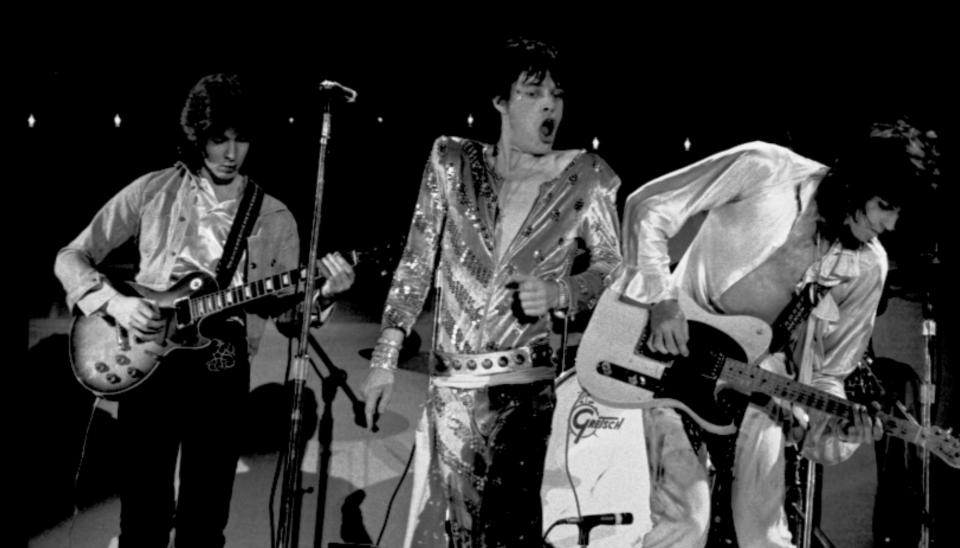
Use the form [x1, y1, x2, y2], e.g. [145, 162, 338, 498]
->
[25, 294, 934, 547]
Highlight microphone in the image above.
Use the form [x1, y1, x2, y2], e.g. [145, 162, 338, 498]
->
[319, 80, 358, 103]
[555, 512, 634, 527]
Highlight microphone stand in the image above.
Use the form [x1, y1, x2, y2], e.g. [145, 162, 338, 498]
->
[276, 82, 354, 548]
[793, 457, 834, 548]
[305, 333, 371, 547]
[918, 245, 939, 548]
[575, 526, 590, 547]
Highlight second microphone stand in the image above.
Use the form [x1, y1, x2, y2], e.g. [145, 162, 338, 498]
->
[918, 247, 940, 548]
[275, 82, 356, 548]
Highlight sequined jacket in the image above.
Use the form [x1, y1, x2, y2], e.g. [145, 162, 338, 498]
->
[383, 136, 622, 369]
[613, 141, 888, 464]
[54, 164, 303, 357]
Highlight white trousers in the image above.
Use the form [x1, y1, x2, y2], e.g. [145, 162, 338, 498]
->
[643, 401, 797, 548]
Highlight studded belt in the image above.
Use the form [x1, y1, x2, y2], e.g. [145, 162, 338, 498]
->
[432, 345, 555, 377]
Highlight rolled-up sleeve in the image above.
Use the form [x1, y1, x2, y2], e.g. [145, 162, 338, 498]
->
[54, 177, 145, 314]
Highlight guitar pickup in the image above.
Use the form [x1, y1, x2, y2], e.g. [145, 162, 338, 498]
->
[173, 297, 193, 327]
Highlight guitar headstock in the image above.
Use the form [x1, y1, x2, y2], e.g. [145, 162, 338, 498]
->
[929, 425, 960, 469]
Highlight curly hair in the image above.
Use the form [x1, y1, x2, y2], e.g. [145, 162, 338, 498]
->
[815, 117, 939, 245]
[488, 37, 564, 104]
[178, 73, 256, 172]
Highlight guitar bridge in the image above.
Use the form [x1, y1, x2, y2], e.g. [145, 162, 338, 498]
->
[115, 325, 131, 352]
[598, 361, 663, 391]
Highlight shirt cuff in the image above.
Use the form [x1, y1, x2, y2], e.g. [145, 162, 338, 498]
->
[77, 284, 120, 316]
[615, 265, 677, 304]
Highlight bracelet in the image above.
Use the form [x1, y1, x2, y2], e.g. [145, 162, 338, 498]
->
[370, 343, 400, 370]
[376, 335, 402, 349]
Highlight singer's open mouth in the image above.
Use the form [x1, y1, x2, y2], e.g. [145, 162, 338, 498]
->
[540, 118, 556, 139]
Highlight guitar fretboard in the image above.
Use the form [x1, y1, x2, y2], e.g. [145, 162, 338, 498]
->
[722, 359, 857, 419]
[721, 358, 941, 448]
[188, 267, 308, 321]
[184, 248, 381, 322]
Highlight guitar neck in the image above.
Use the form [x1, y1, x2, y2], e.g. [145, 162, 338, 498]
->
[182, 243, 394, 323]
[188, 266, 311, 321]
[720, 359, 924, 444]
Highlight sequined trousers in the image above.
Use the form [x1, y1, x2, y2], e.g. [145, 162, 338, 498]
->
[405, 379, 556, 548]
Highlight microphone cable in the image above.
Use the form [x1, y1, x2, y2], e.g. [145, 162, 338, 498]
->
[543, 386, 584, 544]
[66, 396, 103, 547]
[374, 441, 416, 546]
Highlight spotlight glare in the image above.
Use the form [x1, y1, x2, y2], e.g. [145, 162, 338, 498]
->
[684, 137, 691, 152]
[28, 114, 36, 128]
[592, 137, 599, 150]
[114, 114, 122, 128]
[467, 114, 474, 128]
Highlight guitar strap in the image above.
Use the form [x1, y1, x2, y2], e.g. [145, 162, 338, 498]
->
[215, 178, 264, 289]
[197, 179, 264, 371]
[769, 282, 832, 358]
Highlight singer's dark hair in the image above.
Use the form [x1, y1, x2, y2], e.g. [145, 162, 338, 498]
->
[178, 73, 258, 173]
[489, 37, 564, 104]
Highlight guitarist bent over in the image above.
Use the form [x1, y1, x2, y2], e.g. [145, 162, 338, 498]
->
[53, 73, 354, 548]
[611, 121, 936, 548]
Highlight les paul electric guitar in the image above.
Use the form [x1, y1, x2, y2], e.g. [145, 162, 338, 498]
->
[70, 245, 397, 398]
[575, 288, 960, 469]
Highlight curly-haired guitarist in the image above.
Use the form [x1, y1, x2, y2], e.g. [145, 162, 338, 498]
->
[610, 119, 937, 548]
[54, 73, 354, 548]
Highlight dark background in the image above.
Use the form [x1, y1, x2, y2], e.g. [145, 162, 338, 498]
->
[12, 20, 954, 319]
[12, 13, 958, 546]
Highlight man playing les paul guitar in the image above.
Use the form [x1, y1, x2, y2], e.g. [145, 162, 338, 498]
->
[581, 120, 942, 548]
[53, 73, 354, 548]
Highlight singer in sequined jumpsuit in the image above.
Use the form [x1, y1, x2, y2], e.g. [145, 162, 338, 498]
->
[360, 38, 622, 547]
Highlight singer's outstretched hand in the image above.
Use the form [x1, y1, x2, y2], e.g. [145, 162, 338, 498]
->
[362, 367, 394, 430]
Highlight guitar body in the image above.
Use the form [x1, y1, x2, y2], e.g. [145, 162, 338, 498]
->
[68, 243, 399, 398]
[576, 288, 773, 435]
[69, 272, 221, 397]
[576, 287, 960, 466]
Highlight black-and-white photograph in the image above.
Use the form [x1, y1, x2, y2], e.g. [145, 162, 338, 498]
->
[15, 14, 956, 548]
